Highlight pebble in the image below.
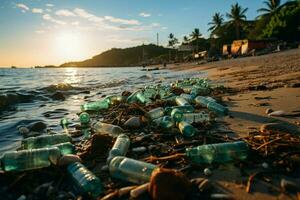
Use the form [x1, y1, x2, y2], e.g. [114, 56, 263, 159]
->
[265, 108, 273, 114]
[204, 168, 212, 176]
[130, 183, 149, 198]
[268, 110, 286, 117]
[18, 126, 29, 135]
[29, 121, 47, 132]
[58, 154, 82, 166]
[132, 146, 147, 153]
[124, 117, 141, 128]
[262, 162, 269, 169]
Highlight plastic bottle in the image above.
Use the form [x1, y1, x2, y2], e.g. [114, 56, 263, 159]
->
[194, 96, 210, 107]
[175, 96, 190, 106]
[171, 108, 184, 122]
[1, 147, 61, 171]
[54, 142, 75, 155]
[165, 105, 195, 115]
[67, 162, 103, 198]
[127, 90, 139, 103]
[93, 122, 124, 137]
[146, 107, 165, 120]
[107, 134, 130, 164]
[80, 112, 90, 126]
[21, 133, 72, 149]
[60, 118, 69, 134]
[182, 112, 210, 124]
[81, 100, 109, 112]
[207, 102, 228, 115]
[153, 116, 174, 129]
[186, 141, 248, 164]
[109, 156, 157, 184]
[180, 93, 195, 103]
[104, 95, 124, 105]
[178, 121, 196, 137]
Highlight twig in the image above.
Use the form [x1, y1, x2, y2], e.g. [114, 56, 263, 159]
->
[256, 138, 281, 151]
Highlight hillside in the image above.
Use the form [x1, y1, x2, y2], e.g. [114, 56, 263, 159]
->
[60, 44, 175, 67]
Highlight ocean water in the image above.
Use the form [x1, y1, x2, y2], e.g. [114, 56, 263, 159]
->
[0, 67, 205, 154]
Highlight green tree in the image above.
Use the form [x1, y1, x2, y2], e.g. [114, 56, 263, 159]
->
[226, 3, 248, 39]
[208, 12, 224, 36]
[257, 0, 281, 17]
[168, 33, 178, 48]
[183, 36, 189, 43]
[190, 28, 202, 52]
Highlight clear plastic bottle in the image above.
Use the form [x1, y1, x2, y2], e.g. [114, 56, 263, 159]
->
[182, 112, 210, 124]
[67, 162, 103, 198]
[109, 156, 157, 184]
[186, 141, 248, 164]
[53, 142, 75, 155]
[180, 93, 195, 103]
[153, 116, 174, 129]
[194, 96, 210, 107]
[165, 105, 195, 115]
[146, 107, 165, 120]
[107, 134, 130, 164]
[81, 100, 109, 112]
[93, 122, 124, 137]
[175, 96, 190, 106]
[171, 108, 184, 122]
[21, 133, 72, 149]
[178, 121, 196, 137]
[104, 95, 124, 105]
[207, 102, 228, 115]
[1, 147, 61, 171]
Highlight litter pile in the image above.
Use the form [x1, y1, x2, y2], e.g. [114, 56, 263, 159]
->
[0, 77, 299, 200]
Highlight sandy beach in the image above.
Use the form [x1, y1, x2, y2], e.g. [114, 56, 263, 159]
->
[170, 48, 300, 199]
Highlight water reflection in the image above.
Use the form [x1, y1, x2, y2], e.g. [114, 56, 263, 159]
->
[63, 68, 80, 85]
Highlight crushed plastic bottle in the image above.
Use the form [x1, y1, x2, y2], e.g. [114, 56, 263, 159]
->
[186, 141, 248, 164]
[165, 105, 195, 115]
[1, 147, 61, 171]
[107, 134, 130, 164]
[178, 121, 196, 137]
[109, 156, 157, 184]
[153, 116, 174, 129]
[81, 100, 109, 112]
[171, 108, 184, 122]
[146, 107, 165, 120]
[67, 162, 103, 198]
[175, 96, 190, 106]
[93, 122, 124, 137]
[182, 112, 211, 124]
[21, 133, 72, 149]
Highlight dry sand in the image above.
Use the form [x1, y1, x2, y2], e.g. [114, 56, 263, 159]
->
[171, 48, 300, 200]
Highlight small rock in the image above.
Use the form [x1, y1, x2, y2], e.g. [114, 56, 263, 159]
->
[17, 195, 26, 200]
[262, 162, 269, 169]
[204, 168, 212, 176]
[51, 92, 65, 101]
[260, 123, 294, 134]
[18, 126, 29, 135]
[210, 193, 234, 199]
[132, 146, 147, 153]
[268, 110, 286, 117]
[149, 168, 192, 200]
[280, 179, 300, 193]
[265, 108, 273, 114]
[58, 154, 82, 166]
[124, 117, 141, 128]
[28, 121, 47, 132]
[130, 183, 149, 199]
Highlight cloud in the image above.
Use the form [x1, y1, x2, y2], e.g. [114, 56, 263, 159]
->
[151, 22, 160, 27]
[104, 16, 140, 25]
[107, 36, 149, 44]
[71, 21, 79, 26]
[35, 30, 45, 34]
[55, 9, 75, 17]
[43, 14, 66, 25]
[46, 8, 51, 12]
[46, 4, 54, 7]
[32, 8, 43, 14]
[16, 3, 29, 12]
[139, 12, 151, 17]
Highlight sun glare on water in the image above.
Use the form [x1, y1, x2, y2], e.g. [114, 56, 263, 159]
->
[55, 32, 83, 61]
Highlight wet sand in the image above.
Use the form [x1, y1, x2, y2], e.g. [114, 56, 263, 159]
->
[171, 48, 300, 200]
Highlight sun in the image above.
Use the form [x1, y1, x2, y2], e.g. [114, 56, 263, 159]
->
[55, 31, 83, 61]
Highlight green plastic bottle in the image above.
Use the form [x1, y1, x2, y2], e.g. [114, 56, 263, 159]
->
[182, 112, 211, 124]
[153, 116, 174, 129]
[175, 96, 190, 106]
[194, 96, 210, 107]
[93, 122, 124, 137]
[180, 93, 195, 103]
[207, 102, 228, 115]
[21, 133, 72, 149]
[80, 112, 90, 126]
[81, 100, 109, 112]
[178, 121, 196, 137]
[146, 107, 165, 120]
[171, 108, 184, 122]
[104, 95, 124, 105]
[165, 105, 195, 115]
[53, 142, 75, 155]
[1, 147, 61, 171]
[186, 141, 248, 164]
[67, 162, 103, 198]
[60, 118, 69, 134]
[109, 156, 157, 184]
[107, 134, 130, 164]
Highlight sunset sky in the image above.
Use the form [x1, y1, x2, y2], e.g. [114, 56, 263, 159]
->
[0, 0, 277, 67]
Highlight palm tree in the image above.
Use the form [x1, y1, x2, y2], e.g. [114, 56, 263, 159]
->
[183, 36, 189, 43]
[257, 0, 281, 17]
[226, 3, 248, 39]
[190, 28, 202, 52]
[208, 12, 224, 34]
